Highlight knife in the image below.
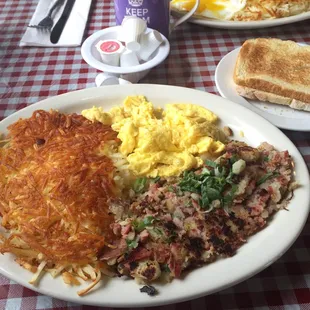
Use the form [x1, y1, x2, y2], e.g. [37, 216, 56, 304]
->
[50, 0, 76, 44]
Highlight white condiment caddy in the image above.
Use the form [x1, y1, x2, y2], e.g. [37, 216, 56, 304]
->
[81, 18, 170, 85]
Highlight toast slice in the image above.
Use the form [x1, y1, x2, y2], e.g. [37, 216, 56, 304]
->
[233, 38, 310, 112]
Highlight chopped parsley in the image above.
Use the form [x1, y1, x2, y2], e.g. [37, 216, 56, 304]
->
[166, 230, 177, 243]
[229, 154, 239, 165]
[257, 172, 279, 185]
[178, 159, 239, 211]
[132, 216, 155, 232]
[205, 159, 217, 168]
[133, 177, 148, 193]
[162, 264, 171, 272]
[167, 185, 183, 196]
[223, 184, 238, 204]
[263, 156, 269, 162]
[151, 176, 161, 183]
[153, 227, 164, 236]
[133, 177, 160, 193]
[167, 186, 175, 192]
[126, 237, 139, 250]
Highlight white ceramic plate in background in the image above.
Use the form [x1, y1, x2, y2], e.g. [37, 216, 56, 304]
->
[171, 10, 310, 29]
[215, 46, 310, 131]
[0, 85, 309, 307]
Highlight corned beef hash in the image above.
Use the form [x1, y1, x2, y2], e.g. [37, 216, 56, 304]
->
[0, 96, 297, 296]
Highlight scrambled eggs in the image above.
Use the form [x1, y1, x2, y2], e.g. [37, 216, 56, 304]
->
[82, 96, 226, 177]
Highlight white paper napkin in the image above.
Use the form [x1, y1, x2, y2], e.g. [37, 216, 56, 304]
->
[20, 0, 92, 47]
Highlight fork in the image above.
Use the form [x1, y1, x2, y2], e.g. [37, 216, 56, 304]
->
[28, 0, 65, 30]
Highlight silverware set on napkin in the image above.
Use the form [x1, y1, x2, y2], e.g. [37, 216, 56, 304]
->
[28, 0, 76, 44]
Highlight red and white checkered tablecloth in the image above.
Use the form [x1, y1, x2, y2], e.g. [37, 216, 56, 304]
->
[1, 0, 310, 309]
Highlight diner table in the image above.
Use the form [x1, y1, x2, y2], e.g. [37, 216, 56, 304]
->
[1, 0, 310, 309]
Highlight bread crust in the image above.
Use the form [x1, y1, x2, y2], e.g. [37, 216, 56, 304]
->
[234, 38, 310, 106]
[236, 85, 310, 112]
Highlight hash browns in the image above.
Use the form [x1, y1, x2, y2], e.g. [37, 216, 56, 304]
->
[0, 110, 118, 292]
[232, 0, 310, 21]
[173, 0, 310, 21]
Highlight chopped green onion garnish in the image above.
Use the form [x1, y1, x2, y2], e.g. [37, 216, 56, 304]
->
[257, 172, 279, 185]
[133, 177, 148, 193]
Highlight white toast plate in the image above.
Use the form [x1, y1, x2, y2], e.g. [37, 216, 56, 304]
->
[171, 10, 310, 29]
[215, 46, 310, 131]
[0, 85, 309, 307]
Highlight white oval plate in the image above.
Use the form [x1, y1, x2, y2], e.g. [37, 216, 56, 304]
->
[0, 85, 309, 307]
[172, 10, 310, 29]
[215, 46, 310, 131]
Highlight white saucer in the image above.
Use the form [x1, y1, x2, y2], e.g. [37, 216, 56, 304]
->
[215, 46, 310, 131]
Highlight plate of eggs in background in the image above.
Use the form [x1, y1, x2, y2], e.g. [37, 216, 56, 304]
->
[171, 0, 310, 29]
